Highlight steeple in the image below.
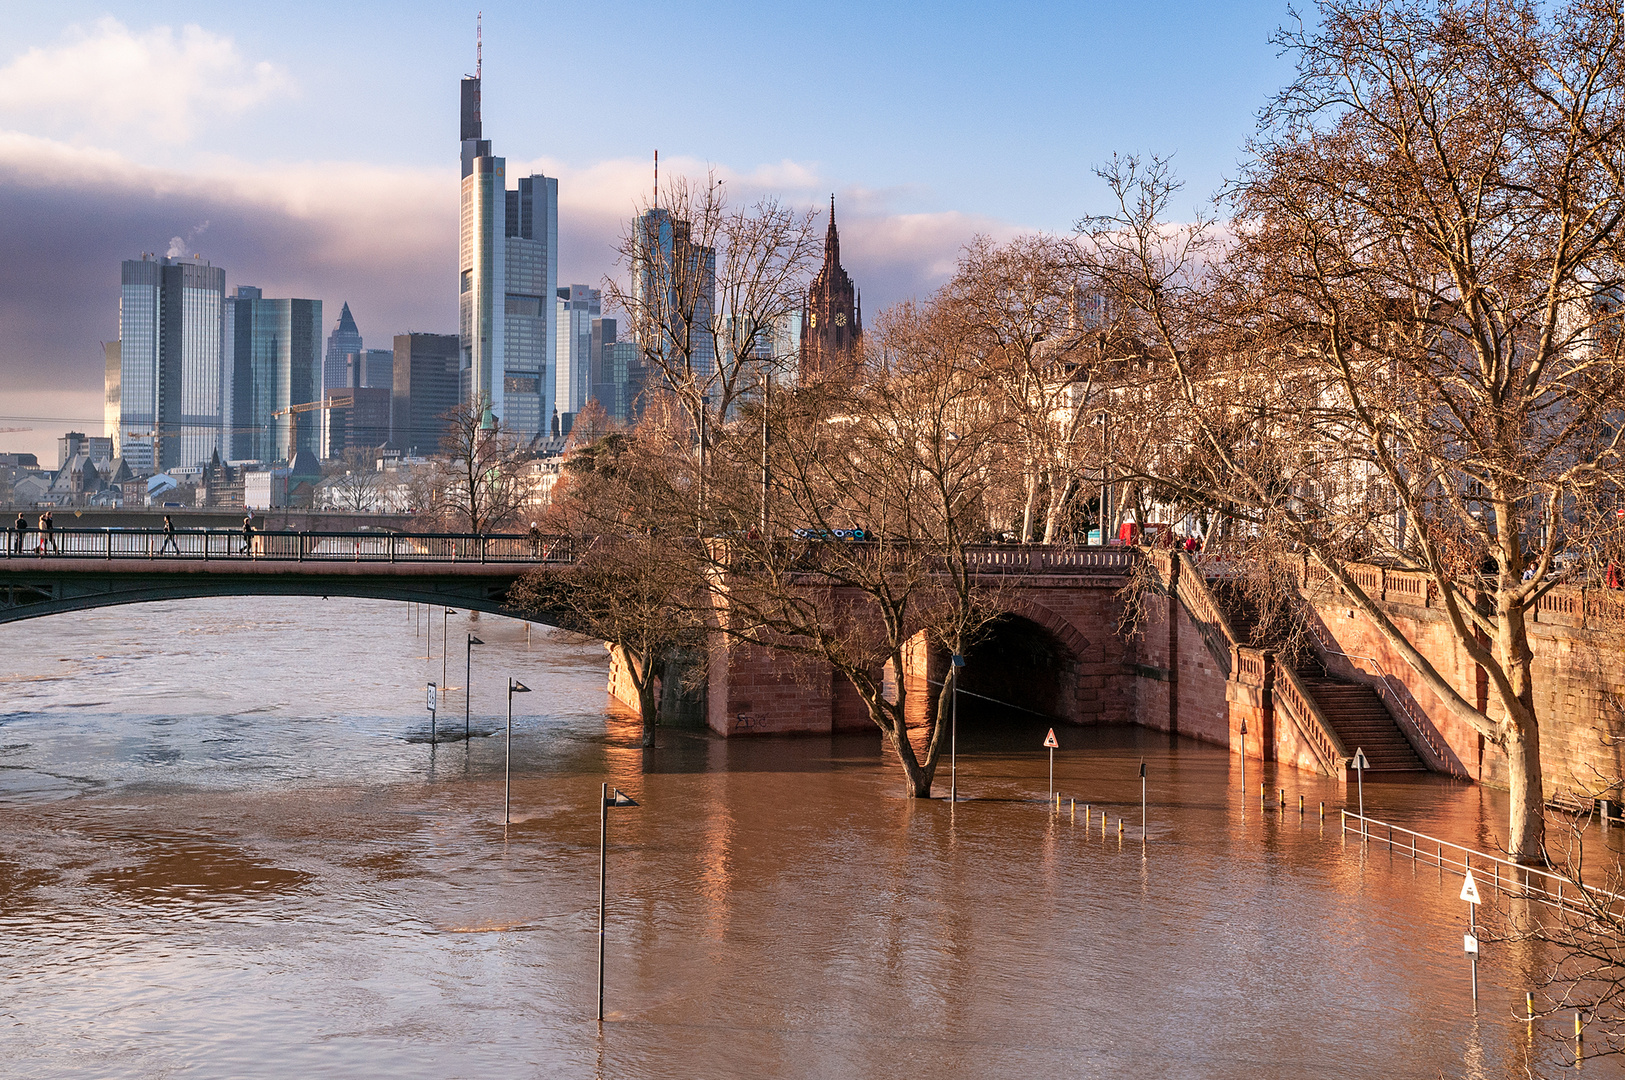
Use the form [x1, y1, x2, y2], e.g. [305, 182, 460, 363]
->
[825, 194, 840, 262]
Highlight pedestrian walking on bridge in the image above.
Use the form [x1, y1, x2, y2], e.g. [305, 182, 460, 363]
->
[10, 512, 26, 555]
[242, 514, 255, 558]
[40, 511, 59, 555]
[160, 515, 179, 555]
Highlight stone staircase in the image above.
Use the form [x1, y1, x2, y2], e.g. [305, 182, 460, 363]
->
[1205, 576, 1426, 773]
[1299, 678, 1425, 772]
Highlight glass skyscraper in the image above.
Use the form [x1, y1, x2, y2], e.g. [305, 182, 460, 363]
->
[555, 284, 600, 419]
[322, 302, 364, 391]
[114, 256, 227, 472]
[630, 208, 717, 387]
[224, 286, 323, 462]
[459, 67, 556, 438]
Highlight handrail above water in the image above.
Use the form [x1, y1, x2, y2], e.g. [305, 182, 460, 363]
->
[1340, 811, 1623, 917]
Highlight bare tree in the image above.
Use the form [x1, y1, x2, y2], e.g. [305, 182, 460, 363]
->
[510, 411, 708, 747]
[1082, 0, 1625, 862]
[412, 401, 532, 533]
[319, 447, 385, 513]
[603, 174, 822, 508]
[701, 301, 1014, 796]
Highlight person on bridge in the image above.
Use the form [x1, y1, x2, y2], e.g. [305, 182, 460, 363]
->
[39, 511, 58, 555]
[241, 514, 255, 558]
[528, 521, 542, 558]
[160, 515, 179, 555]
[11, 512, 26, 555]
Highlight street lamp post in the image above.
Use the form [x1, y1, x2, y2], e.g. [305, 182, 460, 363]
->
[506, 679, 531, 825]
[949, 653, 965, 802]
[1239, 716, 1248, 798]
[598, 784, 640, 1022]
[465, 633, 485, 740]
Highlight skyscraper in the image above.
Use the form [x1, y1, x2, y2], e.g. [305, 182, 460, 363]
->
[224, 286, 323, 462]
[323, 302, 364, 391]
[555, 284, 600, 420]
[392, 332, 461, 454]
[114, 255, 228, 472]
[458, 42, 557, 438]
[800, 196, 862, 383]
[630, 207, 716, 386]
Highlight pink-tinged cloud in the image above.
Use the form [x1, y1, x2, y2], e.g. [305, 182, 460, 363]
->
[0, 134, 1023, 462]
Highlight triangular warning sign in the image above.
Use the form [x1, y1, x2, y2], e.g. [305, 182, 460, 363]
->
[1043, 728, 1059, 749]
[1353, 747, 1370, 770]
[1460, 869, 1482, 905]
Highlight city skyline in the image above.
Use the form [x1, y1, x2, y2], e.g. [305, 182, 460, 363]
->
[0, 2, 1296, 463]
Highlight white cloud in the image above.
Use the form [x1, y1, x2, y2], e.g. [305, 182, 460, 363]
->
[0, 18, 291, 144]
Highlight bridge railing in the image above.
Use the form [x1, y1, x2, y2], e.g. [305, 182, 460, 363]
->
[2, 528, 576, 564]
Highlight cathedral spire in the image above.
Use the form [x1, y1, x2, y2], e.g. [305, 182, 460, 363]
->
[825, 194, 840, 260]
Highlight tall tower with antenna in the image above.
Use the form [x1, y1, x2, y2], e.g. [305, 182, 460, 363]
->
[456, 14, 558, 439]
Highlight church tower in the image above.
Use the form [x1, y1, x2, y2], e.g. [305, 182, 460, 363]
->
[799, 196, 862, 383]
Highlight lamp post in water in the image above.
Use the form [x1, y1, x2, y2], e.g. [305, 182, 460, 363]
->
[505, 679, 531, 825]
[1239, 717, 1248, 797]
[949, 653, 964, 802]
[465, 633, 485, 740]
[598, 785, 640, 1022]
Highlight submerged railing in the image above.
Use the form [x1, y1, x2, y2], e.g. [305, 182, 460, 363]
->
[2, 528, 576, 565]
[1340, 811, 1624, 918]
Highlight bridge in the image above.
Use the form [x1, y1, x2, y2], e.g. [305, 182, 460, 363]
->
[0, 527, 575, 623]
[3, 527, 1458, 786]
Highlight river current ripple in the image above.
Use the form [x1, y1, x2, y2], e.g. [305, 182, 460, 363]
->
[0, 596, 1612, 1078]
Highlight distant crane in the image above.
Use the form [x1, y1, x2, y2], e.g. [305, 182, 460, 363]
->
[0, 427, 32, 433]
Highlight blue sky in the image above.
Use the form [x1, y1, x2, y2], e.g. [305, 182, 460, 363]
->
[0, 1, 1296, 461]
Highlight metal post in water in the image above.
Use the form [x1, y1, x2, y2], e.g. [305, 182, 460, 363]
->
[465, 633, 485, 741]
[598, 782, 607, 1022]
[950, 654, 963, 802]
[1140, 760, 1147, 844]
[506, 679, 531, 825]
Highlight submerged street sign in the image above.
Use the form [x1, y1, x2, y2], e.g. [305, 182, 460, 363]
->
[1353, 747, 1370, 770]
[1043, 729, 1059, 749]
[427, 682, 438, 712]
[1461, 870, 1482, 906]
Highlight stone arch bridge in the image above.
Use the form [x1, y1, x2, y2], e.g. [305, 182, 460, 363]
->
[3, 528, 1456, 782]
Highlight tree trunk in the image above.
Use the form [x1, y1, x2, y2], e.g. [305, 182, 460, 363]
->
[630, 652, 659, 750]
[1498, 606, 1544, 863]
[1020, 469, 1041, 543]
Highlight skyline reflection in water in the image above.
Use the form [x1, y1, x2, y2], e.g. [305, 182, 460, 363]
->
[0, 596, 1613, 1079]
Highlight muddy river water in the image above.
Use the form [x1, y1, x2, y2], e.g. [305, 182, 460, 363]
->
[0, 597, 1617, 1078]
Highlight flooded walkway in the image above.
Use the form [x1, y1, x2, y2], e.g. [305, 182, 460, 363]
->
[0, 597, 1613, 1078]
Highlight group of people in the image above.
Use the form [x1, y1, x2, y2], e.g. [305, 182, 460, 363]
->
[8, 513, 258, 556]
[10, 511, 59, 555]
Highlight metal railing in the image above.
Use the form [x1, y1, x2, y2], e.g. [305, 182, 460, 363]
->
[1341, 811, 1625, 918]
[1306, 623, 1467, 780]
[2, 528, 576, 565]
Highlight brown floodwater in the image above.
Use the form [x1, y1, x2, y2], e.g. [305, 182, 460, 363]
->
[0, 597, 1619, 1079]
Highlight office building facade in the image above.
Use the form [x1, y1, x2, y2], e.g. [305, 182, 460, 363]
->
[459, 64, 556, 438]
[630, 208, 716, 390]
[114, 256, 228, 472]
[224, 287, 323, 462]
[392, 332, 462, 454]
[555, 284, 600, 421]
[322, 302, 364, 391]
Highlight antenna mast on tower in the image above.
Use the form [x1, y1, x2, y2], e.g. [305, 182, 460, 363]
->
[476, 11, 482, 78]
[653, 149, 659, 208]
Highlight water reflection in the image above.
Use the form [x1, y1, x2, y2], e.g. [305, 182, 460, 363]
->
[0, 596, 1616, 1078]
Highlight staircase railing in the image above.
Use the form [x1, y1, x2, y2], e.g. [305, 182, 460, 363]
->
[1169, 551, 1240, 679]
[1303, 622, 1468, 779]
[1272, 660, 1350, 777]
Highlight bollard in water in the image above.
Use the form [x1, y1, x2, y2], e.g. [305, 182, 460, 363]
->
[1319, 801, 1325, 820]
[1260, 782, 1265, 806]
[1527, 992, 1535, 1023]
[1070, 798, 1075, 822]
[1279, 787, 1285, 808]
[1577, 1010, 1584, 1041]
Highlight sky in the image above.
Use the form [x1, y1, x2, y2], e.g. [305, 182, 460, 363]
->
[0, 0, 1297, 464]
